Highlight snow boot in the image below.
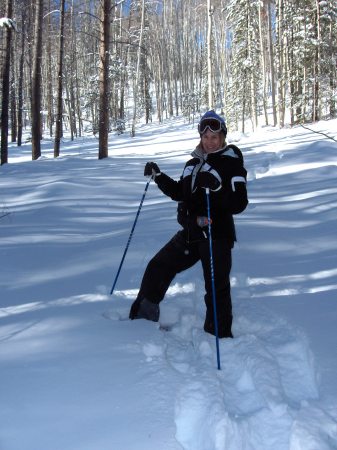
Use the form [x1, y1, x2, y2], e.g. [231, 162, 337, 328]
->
[203, 310, 233, 338]
[129, 298, 160, 322]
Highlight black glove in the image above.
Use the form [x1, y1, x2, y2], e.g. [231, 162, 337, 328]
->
[144, 162, 161, 177]
[197, 171, 221, 191]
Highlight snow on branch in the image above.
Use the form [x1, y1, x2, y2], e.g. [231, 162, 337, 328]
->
[0, 18, 17, 31]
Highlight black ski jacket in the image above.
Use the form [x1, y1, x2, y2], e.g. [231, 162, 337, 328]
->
[154, 144, 248, 244]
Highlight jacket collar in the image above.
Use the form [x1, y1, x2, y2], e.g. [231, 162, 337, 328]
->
[191, 144, 236, 160]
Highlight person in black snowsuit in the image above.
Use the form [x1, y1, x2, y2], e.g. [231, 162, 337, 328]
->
[129, 110, 248, 338]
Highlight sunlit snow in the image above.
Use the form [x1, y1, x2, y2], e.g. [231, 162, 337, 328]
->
[1, 118, 337, 449]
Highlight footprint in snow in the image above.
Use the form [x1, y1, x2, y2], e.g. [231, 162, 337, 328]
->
[171, 302, 322, 450]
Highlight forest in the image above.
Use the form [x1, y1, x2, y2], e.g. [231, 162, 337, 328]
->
[1, 0, 336, 162]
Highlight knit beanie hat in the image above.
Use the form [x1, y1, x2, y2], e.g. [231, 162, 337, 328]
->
[198, 110, 227, 137]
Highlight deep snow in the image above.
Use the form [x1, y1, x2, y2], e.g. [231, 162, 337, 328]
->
[1, 117, 337, 450]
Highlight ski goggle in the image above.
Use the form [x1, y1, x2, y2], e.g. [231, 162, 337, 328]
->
[198, 118, 226, 135]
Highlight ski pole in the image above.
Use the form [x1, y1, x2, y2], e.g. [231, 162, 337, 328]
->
[110, 176, 153, 296]
[205, 188, 221, 370]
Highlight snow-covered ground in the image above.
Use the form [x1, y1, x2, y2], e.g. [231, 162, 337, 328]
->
[1, 117, 337, 450]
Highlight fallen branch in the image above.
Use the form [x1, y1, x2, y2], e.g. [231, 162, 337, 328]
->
[300, 124, 337, 143]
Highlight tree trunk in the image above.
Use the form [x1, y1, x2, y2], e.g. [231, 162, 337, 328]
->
[328, 17, 336, 117]
[54, 0, 66, 157]
[10, 44, 17, 143]
[247, 4, 257, 130]
[131, 0, 146, 137]
[17, 7, 26, 147]
[31, 0, 44, 160]
[70, 1, 82, 137]
[98, 0, 111, 159]
[207, 0, 213, 110]
[277, 0, 286, 128]
[259, 1, 268, 126]
[313, 0, 321, 122]
[268, 0, 277, 126]
[0, 0, 14, 165]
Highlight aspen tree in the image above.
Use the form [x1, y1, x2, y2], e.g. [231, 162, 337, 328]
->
[131, 0, 146, 137]
[54, 0, 65, 158]
[31, 0, 44, 160]
[207, 0, 214, 110]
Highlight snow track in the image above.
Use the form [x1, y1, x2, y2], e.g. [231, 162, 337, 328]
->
[106, 289, 337, 450]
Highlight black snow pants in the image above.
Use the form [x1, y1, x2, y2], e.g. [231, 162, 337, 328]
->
[136, 230, 233, 338]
